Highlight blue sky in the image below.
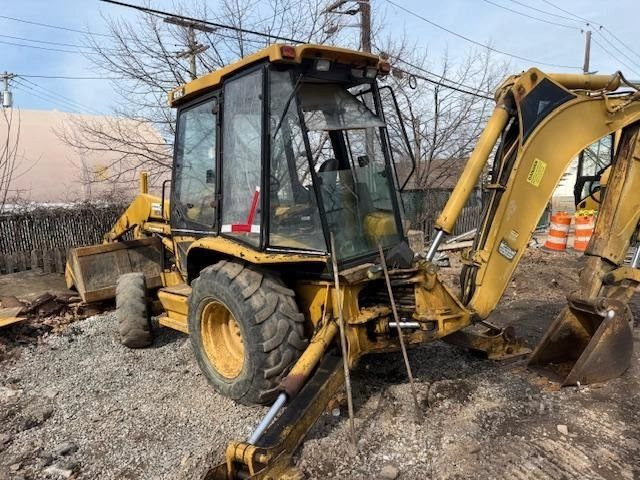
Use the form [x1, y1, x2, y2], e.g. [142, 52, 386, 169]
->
[2, 0, 639, 114]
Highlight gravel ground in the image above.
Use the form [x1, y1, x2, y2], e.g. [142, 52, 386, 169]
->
[1, 248, 639, 479]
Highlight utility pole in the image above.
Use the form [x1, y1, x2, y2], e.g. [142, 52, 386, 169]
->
[323, 0, 371, 53]
[582, 28, 592, 74]
[164, 16, 214, 80]
[360, 0, 371, 53]
[1, 72, 15, 108]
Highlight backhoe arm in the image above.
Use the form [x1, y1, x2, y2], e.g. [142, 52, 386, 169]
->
[103, 174, 170, 244]
[432, 68, 640, 318]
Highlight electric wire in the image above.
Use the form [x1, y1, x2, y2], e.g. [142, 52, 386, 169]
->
[479, 0, 579, 30]
[591, 37, 640, 78]
[593, 31, 640, 76]
[0, 39, 98, 55]
[505, 0, 580, 23]
[99, 0, 305, 44]
[538, 0, 590, 24]
[539, 1, 640, 64]
[12, 80, 88, 113]
[0, 14, 115, 39]
[387, 55, 494, 100]
[17, 74, 123, 80]
[17, 77, 104, 115]
[382, 0, 581, 69]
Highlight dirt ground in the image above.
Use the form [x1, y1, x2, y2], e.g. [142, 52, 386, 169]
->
[1, 247, 639, 480]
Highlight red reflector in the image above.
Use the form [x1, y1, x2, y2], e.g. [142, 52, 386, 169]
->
[379, 61, 391, 75]
[280, 45, 296, 59]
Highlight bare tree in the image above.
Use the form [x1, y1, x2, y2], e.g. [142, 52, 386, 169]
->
[0, 107, 21, 213]
[61, 0, 508, 218]
[58, 0, 342, 188]
[376, 37, 508, 190]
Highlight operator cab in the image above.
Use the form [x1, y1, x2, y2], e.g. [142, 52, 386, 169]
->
[169, 44, 414, 267]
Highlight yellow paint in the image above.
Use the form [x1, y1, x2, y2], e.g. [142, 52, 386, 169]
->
[157, 284, 190, 333]
[201, 300, 245, 379]
[168, 44, 382, 107]
[363, 211, 396, 245]
[435, 105, 509, 233]
[467, 69, 640, 318]
[188, 236, 328, 265]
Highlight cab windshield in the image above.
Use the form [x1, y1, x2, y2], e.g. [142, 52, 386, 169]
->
[268, 70, 402, 261]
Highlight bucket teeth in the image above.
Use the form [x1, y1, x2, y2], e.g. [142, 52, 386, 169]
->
[528, 297, 633, 386]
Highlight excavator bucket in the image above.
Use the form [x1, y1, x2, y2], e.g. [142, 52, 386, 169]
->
[66, 237, 164, 303]
[528, 296, 633, 386]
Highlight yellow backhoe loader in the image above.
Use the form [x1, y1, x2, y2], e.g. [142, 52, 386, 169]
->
[65, 44, 640, 479]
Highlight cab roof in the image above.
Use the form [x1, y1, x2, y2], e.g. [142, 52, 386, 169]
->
[168, 43, 383, 107]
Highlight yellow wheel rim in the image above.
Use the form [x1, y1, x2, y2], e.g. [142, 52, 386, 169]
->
[200, 300, 245, 379]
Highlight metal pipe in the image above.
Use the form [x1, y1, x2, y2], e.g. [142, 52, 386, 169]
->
[389, 321, 420, 329]
[548, 73, 620, 91]
[435, 105, 509, 234]
[247, 392, 287, 445]
[330, 234, 357, 452]
[632, 246, 640, 268]
[279, 316, 338, 398]
[425, 230, 444, 261]
[378, 243, 420, 420]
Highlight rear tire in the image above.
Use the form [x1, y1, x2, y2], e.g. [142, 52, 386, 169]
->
[116, 272, 152, 348]
[188, 260, 306, 405]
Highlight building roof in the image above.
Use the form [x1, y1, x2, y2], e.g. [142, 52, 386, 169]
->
[0, 109, 168, 204]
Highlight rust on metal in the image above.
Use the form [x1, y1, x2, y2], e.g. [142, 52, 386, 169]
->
[528, 297, 633, 386]
[443, 323, 530, 360]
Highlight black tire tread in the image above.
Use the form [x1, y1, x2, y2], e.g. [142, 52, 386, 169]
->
[189, 260, 306, 405]
[116, 272, 152, 349]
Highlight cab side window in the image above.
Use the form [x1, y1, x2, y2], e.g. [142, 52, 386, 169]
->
[173, 97, 218, 230]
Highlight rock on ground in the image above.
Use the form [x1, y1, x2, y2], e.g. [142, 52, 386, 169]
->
[0, 248, 639, 479]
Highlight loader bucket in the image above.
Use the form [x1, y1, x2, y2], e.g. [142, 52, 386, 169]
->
[528, 297, 633, 386]
[66, 237, 164, 303]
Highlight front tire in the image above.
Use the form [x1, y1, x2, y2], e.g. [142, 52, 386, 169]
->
[188, 260, 306, 405]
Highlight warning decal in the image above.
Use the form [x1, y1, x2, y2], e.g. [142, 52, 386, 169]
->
[527, 158, 547, 187]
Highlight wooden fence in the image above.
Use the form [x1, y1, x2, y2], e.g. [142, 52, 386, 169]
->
[0, 205, 126, 274]
[401, 188, 485, 240]
[401, 188, 552, 240]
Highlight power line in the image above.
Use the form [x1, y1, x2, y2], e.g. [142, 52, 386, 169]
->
[0, 14, 114, 39]
[18, 77, 104, 115]
[0, 33, 139, 55]
[0, 33, 95, 49]
[387, 55, 493, 100]
[505, 0, 581, 23]
[602, 27, 640, 63]
[539, 1, 640, 65]
[593, 30, 640, 75]
[538, 0, 590, 24]
[591, 37, 640, 78]
[480, 0, 579, 30]
[99, 0, 305, 44]
[0, 39, 94, 55]
[18, 74, 123, 80]
[382, 0, 581, 69]
[12, 80, 86, 112]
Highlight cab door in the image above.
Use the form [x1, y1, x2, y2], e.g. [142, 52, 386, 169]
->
[171, 93, 219, 270]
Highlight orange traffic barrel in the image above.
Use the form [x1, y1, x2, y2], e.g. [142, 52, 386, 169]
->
[544, 212, 572, 251]
[573, 211, 596, 252]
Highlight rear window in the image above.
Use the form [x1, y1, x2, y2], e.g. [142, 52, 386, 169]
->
[520, 78, 575, 141]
